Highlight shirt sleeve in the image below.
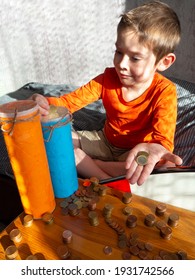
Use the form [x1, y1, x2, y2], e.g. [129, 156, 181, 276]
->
[46, 74, 104, 113]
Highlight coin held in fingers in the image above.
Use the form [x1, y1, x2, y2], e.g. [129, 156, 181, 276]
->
[136, 151, 149, 166]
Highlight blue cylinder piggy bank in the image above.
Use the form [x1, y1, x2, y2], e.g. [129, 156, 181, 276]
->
[41, 105, 78, 198]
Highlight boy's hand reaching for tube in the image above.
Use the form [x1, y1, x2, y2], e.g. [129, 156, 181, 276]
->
[29, 93, 50, 116]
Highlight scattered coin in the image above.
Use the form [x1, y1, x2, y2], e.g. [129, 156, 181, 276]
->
[144, 214, 156, 227]
[59, 200, 69, 208]
[122, 192, 132, 204]
[26, 254, 38, 260]
[61, 207, 69, 216]
[57, 245, 71, 260]
[89, 177, 99, 186]
[126, 214, 137, 228]
[102, 203, 114, 218]
[68, 203, 79, 216]
[129, 245, 139, 256]
[88, 211, 99, 226]
[153, 255, 162, 260]
[62, 230, 73, 244]
[122, 251, 132, 260]
[42, 212, 54, 224]
[98, 185, 107, 196]
[5, 245, 18, 260]
[155, 220, 166, 230]
[9, 228, 22, 243]
[138, 250, 148, 260]
[118, 239, 127, 249]
[103, 245, 112, 255]
[129, 238, 138, 247]
[123, 206, 133, 215]
[137, 241, 145, 250]
[23, 214, 34, 227]
[155, 203, 167, 216]
[160, 226, 172, 240]
[145, 242, 153, 251]
[159, 250, 169, 258]
[168, 213, 179, 227]
[177, 250, 188, 260]
[130, 232, 139, 239]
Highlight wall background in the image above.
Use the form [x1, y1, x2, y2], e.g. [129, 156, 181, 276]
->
[0, 0, 194, 97]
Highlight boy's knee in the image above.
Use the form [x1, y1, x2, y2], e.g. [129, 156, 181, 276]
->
[72, 131, 80, 148]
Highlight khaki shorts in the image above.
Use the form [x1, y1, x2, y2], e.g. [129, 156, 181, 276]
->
[76, 130, 130, 162]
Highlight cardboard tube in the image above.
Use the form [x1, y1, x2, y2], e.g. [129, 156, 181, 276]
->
[41, 106, 78, 198]
[0, 100, 56, 219]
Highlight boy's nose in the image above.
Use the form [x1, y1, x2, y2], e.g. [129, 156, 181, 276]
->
[118, 55, 129, 70]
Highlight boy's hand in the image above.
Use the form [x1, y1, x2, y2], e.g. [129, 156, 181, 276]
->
[125, 143, 183, 186]
[29, 93, 50, 116]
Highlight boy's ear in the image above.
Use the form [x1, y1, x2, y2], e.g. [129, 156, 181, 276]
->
[156, 53, 176, 72]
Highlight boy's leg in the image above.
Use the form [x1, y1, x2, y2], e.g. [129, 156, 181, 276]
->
[72, 130, 112, 179]
[94, 159, 127, 177]
[74, 147, 112, 180]
[72, 130, 127, 180]
[72, 130, 81, 148]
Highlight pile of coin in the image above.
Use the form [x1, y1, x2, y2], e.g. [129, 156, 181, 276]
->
[5, 245, 18, 260]
[157, 249, 187, 260]
[160, 225, 172, 240]
[126, 214, 137, 228]
[98, 185, 108, 196]
[57, 244, 71, 260]
[168, 213, 179, 227]
[42, 212, 54, 224]
[9, 228, 22, 243]
[105, 217, 126, 235]
[88, 211, 99, 226]
[59, 183, 100, 216]
[103, 245, 113, 255]
[62, 230, 73, 244]
[26, 254, 38, 260]
[122, 206, 133, 216]
[68, 203, 80, 216]
[144, 213, 156, 227]
[155, 220, 167, 230]
[155, 203, 167, 216]
[122, 192, 132, 204]
[23, 214, 34, 227]
[124, 232, 187, 260]
[102, 203, 114, 218]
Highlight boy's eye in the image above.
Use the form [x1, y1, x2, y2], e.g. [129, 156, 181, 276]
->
[131, 56, 140, 61]
[115, 49, 122, 55]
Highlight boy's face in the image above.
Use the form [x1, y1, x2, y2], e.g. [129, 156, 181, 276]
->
[114, 30, 158, 88]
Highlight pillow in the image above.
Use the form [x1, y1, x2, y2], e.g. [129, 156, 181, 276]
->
[170, 77, 195, 166]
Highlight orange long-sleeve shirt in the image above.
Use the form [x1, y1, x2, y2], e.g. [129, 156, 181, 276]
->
[47, 68, 177, 151]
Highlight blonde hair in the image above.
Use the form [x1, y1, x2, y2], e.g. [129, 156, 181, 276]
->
[118, 1, 181, 63]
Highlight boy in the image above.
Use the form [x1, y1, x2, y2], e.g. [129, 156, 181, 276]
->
[31, 1, 182, 185]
